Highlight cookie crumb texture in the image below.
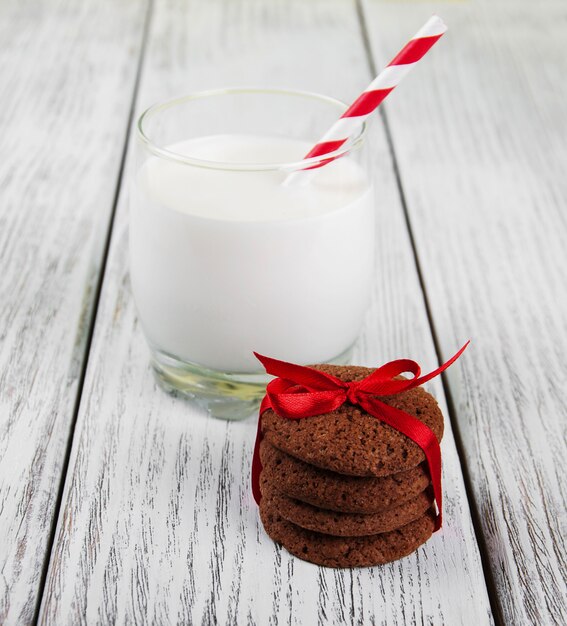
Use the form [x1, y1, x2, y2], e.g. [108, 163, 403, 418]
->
[260, 441, 430, 513]
[260, 476, 433, 536]
[260, 497, 436, 568]
[261, 364, 444, 477]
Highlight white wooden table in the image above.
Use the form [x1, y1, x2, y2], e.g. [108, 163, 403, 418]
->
[1, 0, 566, 624]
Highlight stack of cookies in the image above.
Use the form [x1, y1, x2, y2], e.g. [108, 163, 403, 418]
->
[258, 363, 444, 568]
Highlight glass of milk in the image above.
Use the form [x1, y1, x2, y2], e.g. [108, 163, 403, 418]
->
[130, 89, 375, 419]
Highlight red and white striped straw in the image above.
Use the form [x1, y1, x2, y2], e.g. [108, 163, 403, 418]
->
[286, 15, 447, 183]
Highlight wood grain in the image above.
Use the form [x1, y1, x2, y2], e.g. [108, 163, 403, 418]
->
[39, 0, 492, 624]
[0, 0, 148, 624]
[360, 1, 567, 624]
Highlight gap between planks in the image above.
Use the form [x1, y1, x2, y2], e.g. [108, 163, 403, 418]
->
[31, 1, 156, 624]
[353, 1, 504, 623]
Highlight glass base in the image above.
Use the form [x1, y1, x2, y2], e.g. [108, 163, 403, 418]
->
[150, 345, 355, 421]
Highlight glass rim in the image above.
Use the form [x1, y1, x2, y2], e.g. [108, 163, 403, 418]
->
[136, 87, 367, 172]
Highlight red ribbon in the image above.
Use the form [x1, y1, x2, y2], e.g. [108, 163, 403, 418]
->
[251, 342, 469, 532]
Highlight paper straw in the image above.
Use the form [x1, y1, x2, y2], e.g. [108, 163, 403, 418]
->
[285, 15, 447, 185]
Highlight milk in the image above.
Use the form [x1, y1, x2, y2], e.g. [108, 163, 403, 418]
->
[129, 135, 374, 373]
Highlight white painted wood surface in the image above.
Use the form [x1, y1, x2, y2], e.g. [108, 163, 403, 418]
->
[36, 1, 492, 624]
[5, 0, 564, 623]
[0, 1, 148, 624]
[361, 1, 567, 624]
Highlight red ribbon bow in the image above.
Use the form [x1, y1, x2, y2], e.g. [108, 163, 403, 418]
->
[252, 342, 469, 532]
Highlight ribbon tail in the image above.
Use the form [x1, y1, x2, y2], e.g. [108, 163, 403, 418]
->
[253, 352, 345, 390]
[360, 397, 443, 531]
[251, 420, 263, 505]
[356, 341, 470, 396]
[411, 341, 470, 389]
[251, 395, 272, 505]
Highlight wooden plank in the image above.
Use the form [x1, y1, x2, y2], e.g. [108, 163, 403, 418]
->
[0, 1, 149, 624]
[39, 0, 493, 623]
[360, 1, 567, 624]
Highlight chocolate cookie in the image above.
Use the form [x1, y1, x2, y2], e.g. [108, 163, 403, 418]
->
[261, 364, 443, 477]
[260, 498, 436, 568]
[259, 440, 430, 513]
[260, 475, 433, 536]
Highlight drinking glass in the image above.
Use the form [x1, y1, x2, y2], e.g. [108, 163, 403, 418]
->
[130, 88, 374, 419]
